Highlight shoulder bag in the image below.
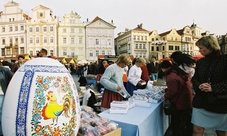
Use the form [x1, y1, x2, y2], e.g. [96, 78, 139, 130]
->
[164, 82, 185, 115]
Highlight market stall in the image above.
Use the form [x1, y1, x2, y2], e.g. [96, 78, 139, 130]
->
[99, 99, 168, 136]
[99, 83, 169, 136]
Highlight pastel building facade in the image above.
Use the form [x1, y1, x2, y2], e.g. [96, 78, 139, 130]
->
[26, 5, 58, 57]
[0, 1, 29, 59]
[58, 11, 86, 60]
[115, 24, 150, 59]
[85, 16, 115, 61]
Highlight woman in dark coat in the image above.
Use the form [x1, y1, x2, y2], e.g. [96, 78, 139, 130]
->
[161, 60, 193, 136]
[191, 35, 227, 136]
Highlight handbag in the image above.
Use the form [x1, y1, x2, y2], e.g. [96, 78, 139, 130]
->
[207, 93, 227, 105]
[163, 82, 185, 115]
[163, 100, 176, 115]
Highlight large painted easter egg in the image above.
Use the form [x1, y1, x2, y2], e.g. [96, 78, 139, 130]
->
[2, 58, 81, 136]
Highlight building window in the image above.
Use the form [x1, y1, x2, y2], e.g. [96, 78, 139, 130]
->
[156, 46, 159, 51]
[9, 26, 12, 32]
[21, 37, 24, 43]
[135, 44, 138, 49]
[30, 51, 33, 56]
[29, 27, 32, 32]
[63, 28, 66, 33]
[71, 28, 74, 33]
[50, 50, 53, 56]
[162, 46, 165, 50]
[43, 26, 47, 32]
[79, 37, 82, 44]
[89, 52, 93, 57]
[9, 18, 11, 22]
[30, 37, 33, 44]
[102, 50, 105, 55]
[36, 27, 39, 32]
[63, 49, 67, 55]
[2, 27, 5, 32]
[36, 37, 39, 43]
[15, 38, 18, 45]
[50, 37, 53, 43]
[137, 36, 140, 40]
[169, 45, 173, 50]
[139, 44, 142, 49]
[63, 38, 66, 43]
[96, 39, 99, 45]
[2, 39, 5, 44]
[71, 38, 74, 44]
[143, 44, 145, 49]
[96, 50, 99, 56]
[20, 47, 24, 54]
[15, 26, 18, 31]
[107, 39, 111, 45]
[50, 26, 53, 32]
[79, 29, 82, 33]
[1, 48, 5, 56]
[44, 37, 47, 43]
[71, 52, 75, 57]
[133, 36, 136, 40]
[20, 25, 24, 31]
[175, 46, 180, 50]
[6, 48, 10, 55]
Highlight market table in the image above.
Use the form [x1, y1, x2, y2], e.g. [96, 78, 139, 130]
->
[99, 101, 169, 136]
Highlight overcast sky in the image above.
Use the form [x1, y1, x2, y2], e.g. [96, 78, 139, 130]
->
[1, 0, 227, 37]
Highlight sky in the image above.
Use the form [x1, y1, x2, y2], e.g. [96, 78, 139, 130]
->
[0, 0, 227, 37]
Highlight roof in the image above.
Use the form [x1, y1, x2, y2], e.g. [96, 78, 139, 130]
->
[159, 30, 172, 36]
[176, 28, 183, 35]
[132, 27, 150, 32]
[23, 13, 32, 20]
[4, 1, 19, 7]
[86, 16, 116, 28]
[32, 5, 50, 11]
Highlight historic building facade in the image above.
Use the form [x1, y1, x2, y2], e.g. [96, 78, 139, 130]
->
[0, 1, 30, 59]
[116, 23, 204, 60]
[26, 5, 58, 57]
[85, 16, 115, 61]
[58, 11, 86, 60]
[115, 24, 150, 59]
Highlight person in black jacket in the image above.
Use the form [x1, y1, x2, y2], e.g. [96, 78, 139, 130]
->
[147, 56, 159, 81]
[191, 35, 227, 136]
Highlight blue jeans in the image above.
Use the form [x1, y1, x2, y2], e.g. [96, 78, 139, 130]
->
[151, 73, 158, 81]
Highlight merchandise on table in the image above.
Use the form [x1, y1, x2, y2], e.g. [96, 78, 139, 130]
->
[109, 101, 135, 114]
[79, 106, 120, 136]
[132, 85, 166, 104]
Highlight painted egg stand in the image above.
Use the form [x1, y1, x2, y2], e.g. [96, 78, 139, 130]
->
[2, 58, 81, 136]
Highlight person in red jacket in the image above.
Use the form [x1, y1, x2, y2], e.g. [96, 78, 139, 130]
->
[140, 64, 149, 82]
[161, 60, 193, 136]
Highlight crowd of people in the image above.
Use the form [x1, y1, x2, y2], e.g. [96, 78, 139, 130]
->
[0, 35, 227, 136]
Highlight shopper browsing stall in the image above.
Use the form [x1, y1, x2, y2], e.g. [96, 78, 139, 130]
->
[161, 60, 193, 136]
[100, 54, 132, 109]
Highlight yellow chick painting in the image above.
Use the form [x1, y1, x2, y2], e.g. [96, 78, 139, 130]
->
[42, 91, 71, 125]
